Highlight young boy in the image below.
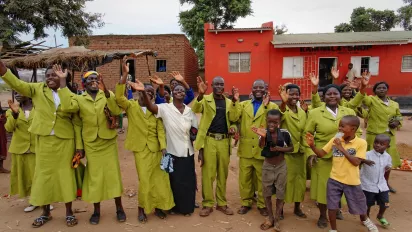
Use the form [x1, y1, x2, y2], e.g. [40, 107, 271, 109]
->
[306, 115, 379, 232]
[251, 109, 293, 232]
[361, 134, 392, 228]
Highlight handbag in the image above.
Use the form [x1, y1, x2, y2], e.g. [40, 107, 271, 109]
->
[190, 126, 198, 142]
[160, 153, 174, 173]
[74, 161, 86, 198]
[104, 105, 120, 129]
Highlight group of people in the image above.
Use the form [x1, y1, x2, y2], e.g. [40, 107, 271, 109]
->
[0, 56, 403, 232]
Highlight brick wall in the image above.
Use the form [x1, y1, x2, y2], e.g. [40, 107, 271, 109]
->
[69, 34, 198, 91]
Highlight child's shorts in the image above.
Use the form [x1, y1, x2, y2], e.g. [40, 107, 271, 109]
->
[363, 190, 390, 208]
[262, 160, 287, 199]
[327, 178, 367, 215]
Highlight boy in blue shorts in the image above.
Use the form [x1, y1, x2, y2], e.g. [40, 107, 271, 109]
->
[361, 134, 392, 228]
[306, 115, 379, 232]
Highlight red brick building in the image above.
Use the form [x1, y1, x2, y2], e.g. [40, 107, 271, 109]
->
[69, 34, 198, 90]
[204, 22, 412, 100]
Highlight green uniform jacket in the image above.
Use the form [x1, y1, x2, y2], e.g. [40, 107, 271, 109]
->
[229, 100, 279, 160]
[304, 105, 358, 159]
[341, 98, 368, 118]
[311, 91, 365, 110]
[115, 84, 166, 152]
[1, 69, 76, 139]
[363, 95, 402, 135]
[5, 108, 36, 154]
[280, 106, 307, 154]
[58, 87, 122, 144]
[191, 94, 237, 151]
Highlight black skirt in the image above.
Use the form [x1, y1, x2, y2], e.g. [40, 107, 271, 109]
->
[169, 154, 196, 215]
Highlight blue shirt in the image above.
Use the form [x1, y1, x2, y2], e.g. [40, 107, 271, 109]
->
[252, 99, 262, 116]
[155, 87, 195, 105]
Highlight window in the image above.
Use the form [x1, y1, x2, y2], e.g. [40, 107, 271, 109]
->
[350, 56, 379, 75]
[402, 56, 412, 72]
[229, 52, 250, 72]
[156, 60, 167, 72]
[282, 57, 304, 78]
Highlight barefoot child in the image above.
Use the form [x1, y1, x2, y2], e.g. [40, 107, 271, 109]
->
[251, 109, 293, 232]
[306, 115, 379, 232]
[361, 134, 392, 228]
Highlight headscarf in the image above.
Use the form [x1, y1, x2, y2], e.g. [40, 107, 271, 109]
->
[82, 71, 99, 83]
[322, 84, 342, 96]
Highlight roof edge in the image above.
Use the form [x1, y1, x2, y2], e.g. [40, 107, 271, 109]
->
[208, 28, 272, 33]
[272, 40, 410, 48]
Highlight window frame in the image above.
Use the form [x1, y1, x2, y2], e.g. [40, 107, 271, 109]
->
[282, 56, 304, 79]
[155, 59, 167, 73]
[228, 52, 251, 73]
[401, 55, 412, 72]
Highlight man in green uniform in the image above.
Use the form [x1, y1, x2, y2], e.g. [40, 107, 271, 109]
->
[192, 76, 237, 217]
[229, 80, 278, 216]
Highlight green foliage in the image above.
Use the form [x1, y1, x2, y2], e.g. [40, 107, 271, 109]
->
[179, 0, 253, 67]
[334, 23, 353, 32]
[275, 24, 288, 35]
[0, 0, 104, 44]
[398, 5, 412, 30]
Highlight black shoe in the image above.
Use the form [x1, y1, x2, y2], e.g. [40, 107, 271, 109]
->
[116, 210, 126, 222]
[89, 213, 100, 225]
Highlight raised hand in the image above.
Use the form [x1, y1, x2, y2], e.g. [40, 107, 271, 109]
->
[122, 56, 130, 75]
[52, 64, 68, 79]
[305, 132, 315, 147]
[360, 73, 370, 90]
[361, 71, 371, 81]
[170, 71, 184, 83]
[197, 76, 208, 94]
[331, 67, 340, 79]
[251, 126, 267, 137]
[278, 85, 288, 103]
[263, 91, 271, 106]
[7, 99, 19, 114]
[348, 80, 361, 89]
[128, 80, 145, 91]
[300, 100, 308, 112]
[0, 58, 7, 76]
[309, 72, 319, 87]
[232, 86, 239, 102]
[333, 138, 344, 152]
[150, 75, 164, 86]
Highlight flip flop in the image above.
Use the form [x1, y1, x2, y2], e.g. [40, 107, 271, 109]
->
[138, 213, 147, 224]
[66, 215, 78, 227]
[32, 215, 52, 228]
[377, 217, 390, 228]
[260, 218, 274, 230]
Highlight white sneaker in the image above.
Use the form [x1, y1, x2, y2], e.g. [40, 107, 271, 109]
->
[24, 205, 38, 212]
[329, 230, 338, 232]
[363, 218, 379, 232]
[50, 205, 54, 211]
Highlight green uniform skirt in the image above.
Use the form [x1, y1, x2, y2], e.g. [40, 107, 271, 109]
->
[366, 132, 401, 167]
[82, 137, 123, 203]
[10, 153, 36, 198]
[285, 153, 306, 203]
[134, 146, 174, 213]
[30, 136, 76, 206]
[310, 158, 332, 205]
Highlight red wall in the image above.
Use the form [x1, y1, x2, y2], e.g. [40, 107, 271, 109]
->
[204, 23, 412, 99]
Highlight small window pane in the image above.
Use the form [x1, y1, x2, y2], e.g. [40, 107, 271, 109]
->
[229, 52, 250, 73]
[402, 56, 412, 71]
[229, 59, 239, 72]
[156, 60, 167, 72]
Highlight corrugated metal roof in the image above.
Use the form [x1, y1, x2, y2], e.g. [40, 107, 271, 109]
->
[273, 31, 412, 48]
[209, 27, 272, 33]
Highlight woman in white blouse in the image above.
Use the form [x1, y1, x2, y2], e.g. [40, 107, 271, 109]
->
[130, 81, 198, 216]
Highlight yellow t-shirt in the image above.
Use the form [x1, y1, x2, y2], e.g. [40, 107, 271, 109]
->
[322, 136, 367, 185]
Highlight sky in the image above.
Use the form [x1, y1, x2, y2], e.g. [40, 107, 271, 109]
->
[19, 0, 406, 47]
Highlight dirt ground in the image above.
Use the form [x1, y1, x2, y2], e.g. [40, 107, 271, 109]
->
[0, 91, 412, 232]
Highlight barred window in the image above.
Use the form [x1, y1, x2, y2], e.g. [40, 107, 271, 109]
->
[229, 53, 250, 72]
[402, 56, 412, 72]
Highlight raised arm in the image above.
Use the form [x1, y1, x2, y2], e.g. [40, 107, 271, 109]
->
[170, 71, 190, 90]
[228, 86, 241, 122]
[278, 85, 288, 112]
[129, 80, 159, 114]
[0, 60, 34, 97]
[5, 108, 18, 132]
[192, 76, 208, 113]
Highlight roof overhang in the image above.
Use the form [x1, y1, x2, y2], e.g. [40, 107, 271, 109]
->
[209, 28, 272, 34]
[272, 40, 411, 48]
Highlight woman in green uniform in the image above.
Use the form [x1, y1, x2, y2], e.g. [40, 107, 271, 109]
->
[278, 84, 307, 219]
[363, 81, 402, 193]
[304, 84, 362, 229]
[57, 68, 126, 225]
[0, 60, 79, 228]
[5, 92, 36, 212]
[115, 58, 174, 223]
[340, 84, 368, 119]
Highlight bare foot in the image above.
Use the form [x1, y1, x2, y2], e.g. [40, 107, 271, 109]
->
[0, 167, 10, 173]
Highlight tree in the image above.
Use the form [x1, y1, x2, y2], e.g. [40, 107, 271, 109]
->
[334, 23, 353, 32]
[398, 0, 412, 30]
[178, 0, 253, 67]
[275, 24, 288, 35]
[334, 7, 397, 32]
[0, 0, 104, 44]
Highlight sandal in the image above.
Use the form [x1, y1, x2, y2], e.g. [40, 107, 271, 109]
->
[260, 218, 274, 230]
[336, 210, 344, 220]
[116, 210, 126, 222]
[273, 221, 281, 232]
[377, 217, 390, 228]
[155, 209, 167, 219]
[138, 212, 147, 224]
[32, 215, 52, 228]
[294, 209, 307, 218]
[89, 213, 100, 225]
[66, 215, 78, 227]
[317, 218, 328, 229]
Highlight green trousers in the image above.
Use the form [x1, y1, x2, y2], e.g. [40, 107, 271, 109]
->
[202, 137, 230, 207]
[239, 157, 265, 208]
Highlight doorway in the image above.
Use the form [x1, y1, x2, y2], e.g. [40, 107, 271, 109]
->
[318, 58, 337, 87]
